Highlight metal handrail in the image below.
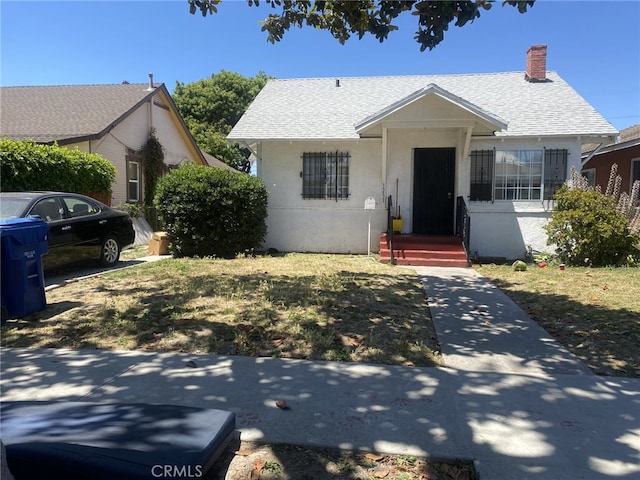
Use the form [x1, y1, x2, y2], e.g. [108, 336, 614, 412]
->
[387, 195, 395, 265]
[456, 196, 471, 266]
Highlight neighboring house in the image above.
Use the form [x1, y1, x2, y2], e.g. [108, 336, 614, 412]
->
[0, 77, 229, 206]
[201, 151, 238, 172]
[582, 124, 640, 193]
[228, 45, 618, 260]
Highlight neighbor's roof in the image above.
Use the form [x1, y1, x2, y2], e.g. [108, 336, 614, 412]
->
[201, 151, 240, 172]
[228, 71, 617, 141]
[582, 123, 640, 156]
[1, 83, 161, 144]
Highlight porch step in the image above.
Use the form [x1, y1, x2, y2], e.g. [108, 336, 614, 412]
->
[379, 233, 469, 268]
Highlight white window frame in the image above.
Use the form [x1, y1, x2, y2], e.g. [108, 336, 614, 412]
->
[494, 150, 543, 201]
[582, 168, 596, 188]
[631, 158, 640, 192]
[127, 154, 141, 203]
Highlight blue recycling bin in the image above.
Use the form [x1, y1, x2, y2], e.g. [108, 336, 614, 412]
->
[0, 217, 49, 321]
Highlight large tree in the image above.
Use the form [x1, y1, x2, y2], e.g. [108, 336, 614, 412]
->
[172, 70, 270, 170]
[188, 0, 535, 52]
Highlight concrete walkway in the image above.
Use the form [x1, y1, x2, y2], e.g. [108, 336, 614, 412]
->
[2, 266, 639, 479]
[416, 266, 592, 376]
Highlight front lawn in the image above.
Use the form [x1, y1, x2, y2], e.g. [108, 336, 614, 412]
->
[2, 254, 442, 368]
[475, 264, 640, 377]
[3, 255, 638, 378]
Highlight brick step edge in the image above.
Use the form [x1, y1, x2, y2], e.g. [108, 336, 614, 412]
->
[379, 257, 469, 267]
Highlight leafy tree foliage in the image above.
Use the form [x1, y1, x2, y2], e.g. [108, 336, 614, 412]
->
[188, 0, 535, 51]
[154, 164, 268, 258]
[0, 139, 116, 195]
[172, 70, 270, 170]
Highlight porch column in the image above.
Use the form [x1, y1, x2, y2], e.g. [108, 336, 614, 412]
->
[462, 126, 473, 161]
[382, 126, 388, 186]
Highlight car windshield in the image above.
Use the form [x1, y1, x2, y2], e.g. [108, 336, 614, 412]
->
[0, 197, 31, 220]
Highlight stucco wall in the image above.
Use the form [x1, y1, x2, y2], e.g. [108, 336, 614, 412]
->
[151, 99, 197, 167]
[258, 135, 583, 257]
[386, 128, 464, 234]
[259, 139, 386, 253]
[466, 137, 582, 259]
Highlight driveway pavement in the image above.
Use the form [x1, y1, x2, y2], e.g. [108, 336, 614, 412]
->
[44, 254, 169, 289]
[2, 265, 639, 479]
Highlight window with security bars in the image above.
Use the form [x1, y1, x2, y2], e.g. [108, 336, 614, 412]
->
[302, 151, 350, 200]
[469, 148, 569, 201]
[470, 150, 494, 201]
[543, 149, 568, 200]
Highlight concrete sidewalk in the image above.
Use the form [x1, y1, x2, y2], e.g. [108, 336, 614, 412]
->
[2, 266, 639, 479]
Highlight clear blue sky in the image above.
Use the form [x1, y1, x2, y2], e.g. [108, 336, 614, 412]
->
[1, 0, 639, 131]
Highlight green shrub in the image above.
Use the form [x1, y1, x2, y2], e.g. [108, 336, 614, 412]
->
[154, 164, 268, 258]
[545, 185, 639, 266]
[0, 139, 116, 194]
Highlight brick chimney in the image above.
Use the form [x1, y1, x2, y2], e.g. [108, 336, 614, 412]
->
[525, 44, 547, 82]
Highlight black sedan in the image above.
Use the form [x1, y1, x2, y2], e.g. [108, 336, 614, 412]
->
[0, 192, 135, 271]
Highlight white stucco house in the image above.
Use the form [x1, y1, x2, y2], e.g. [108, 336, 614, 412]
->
[1, 76, 234, 207]
[228, 46, 617, 261]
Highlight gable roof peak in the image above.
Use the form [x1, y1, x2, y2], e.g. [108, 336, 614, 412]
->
[355, 81, 508, 133]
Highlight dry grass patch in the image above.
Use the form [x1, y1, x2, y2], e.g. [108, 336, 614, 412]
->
[210, 440, 477, 480]
[2, 254, 441, 367]
[475, 264, 640, 377]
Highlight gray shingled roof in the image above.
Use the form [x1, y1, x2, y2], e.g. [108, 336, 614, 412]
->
[228, 71, 617, 141]
[0, 83, 158, 143]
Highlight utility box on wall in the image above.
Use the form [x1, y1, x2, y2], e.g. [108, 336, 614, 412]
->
[148, 232, 170, 255]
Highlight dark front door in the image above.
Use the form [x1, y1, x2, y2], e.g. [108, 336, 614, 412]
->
[412, 148, 455, 235]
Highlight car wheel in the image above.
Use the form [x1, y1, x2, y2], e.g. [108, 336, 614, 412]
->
[100, 235, 121, 267]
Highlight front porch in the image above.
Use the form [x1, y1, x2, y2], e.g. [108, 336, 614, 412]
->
[378, 233, 469, 268]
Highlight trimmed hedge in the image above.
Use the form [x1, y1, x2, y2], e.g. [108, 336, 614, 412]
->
[154, 164, 268, 258]
[0, 139, 116, 195]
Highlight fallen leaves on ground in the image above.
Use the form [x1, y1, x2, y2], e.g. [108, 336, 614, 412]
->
[207, 441, 477, 480]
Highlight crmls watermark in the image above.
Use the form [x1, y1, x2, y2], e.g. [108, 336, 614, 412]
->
[151, 464, 203, 478]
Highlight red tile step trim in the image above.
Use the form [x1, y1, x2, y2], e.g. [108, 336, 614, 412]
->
[379, 233, 469, 268]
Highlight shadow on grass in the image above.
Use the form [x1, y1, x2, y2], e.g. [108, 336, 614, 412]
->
[3, 262, 440, 368]
[489, 278, 640, 377]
